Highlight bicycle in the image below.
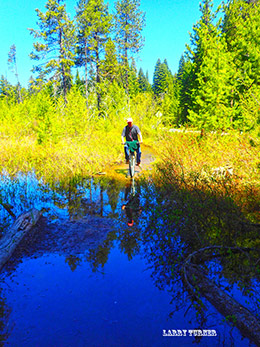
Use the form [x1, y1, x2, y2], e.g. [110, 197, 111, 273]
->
[125, 141, 139, 178]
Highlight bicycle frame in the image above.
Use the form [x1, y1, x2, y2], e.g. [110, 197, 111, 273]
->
[129, 151, 136, 178]
[125, 141, 139, 178]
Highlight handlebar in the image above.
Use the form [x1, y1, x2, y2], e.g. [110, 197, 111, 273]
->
[125, 140, 139, 152]
[125, 140, 139, 145]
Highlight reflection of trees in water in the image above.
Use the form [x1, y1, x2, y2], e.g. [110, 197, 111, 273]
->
[85, 231, 117, 272]
[118, 228, 141, 261]
[65, 255, 82, 271]
[140, 181, 260, 345]
[0, 289, 11, 344]
[47, 177, 122, 219]
[6, 172, 260, 343]
[105, 178, 122, 217]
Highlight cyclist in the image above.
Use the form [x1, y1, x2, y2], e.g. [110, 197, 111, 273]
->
[121, 117, 143, 165]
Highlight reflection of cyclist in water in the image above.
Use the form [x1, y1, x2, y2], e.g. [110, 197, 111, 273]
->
[122, 179, 142, 226]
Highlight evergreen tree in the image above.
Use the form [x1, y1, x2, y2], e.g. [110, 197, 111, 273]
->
[101, 39, 119, 83]
[152, 59, 161, 94]
[177, 55, 193, 124]
[138, 67, 150, 92]
[0, 75, 15, 101]
[74, 69, 85, 92]
[29, 0, 75, 101]
[128, 59, 139, 96]
[145, 71, 152, 92]
[7, 44, 22, 103]
[163, 58, 174, 95]
[186, 0, 236, 130]
[152, 59, 171, 96]
[75, 0, 112, 110]
[222, 0, 260, 129]
[114, 0, 145, 92]
[75, 0, 90, 101]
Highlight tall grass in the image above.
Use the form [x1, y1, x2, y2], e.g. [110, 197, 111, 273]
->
[154, 130, 260, 224]
[0, 87, 161, 185]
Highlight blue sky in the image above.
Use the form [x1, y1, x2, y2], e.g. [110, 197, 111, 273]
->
[0, 0, 223, 87]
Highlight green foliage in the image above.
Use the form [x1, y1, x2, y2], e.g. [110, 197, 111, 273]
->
[128, 60, 139, 96]
[222, 0, 260, 130]
[29, 0, 76, 100]
[185, 0, 234, 130]
[0, 84, 164, 184]
[102, 39, 119, 83]
[2, 0, 260, 158]
[152, 59, 180, 125]
[75, 0, 113, 110]
[114, 0, 146, 91]
[138, 68, 151, 92]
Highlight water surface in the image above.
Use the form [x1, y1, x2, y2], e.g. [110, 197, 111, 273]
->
[0, 173, 257, 346]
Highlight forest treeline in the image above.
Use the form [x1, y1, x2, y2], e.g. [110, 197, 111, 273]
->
[1, 0, 260, 134]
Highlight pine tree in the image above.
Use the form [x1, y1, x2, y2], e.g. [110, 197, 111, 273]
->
[128, 59, 139, 96]
[75, 0, 90, 101]
[29, 0, 75, 101]
[138, 67, 150, 92]
[186, 0, 236, 130]
[0, 75, 15, 101]
[114, 0, 145, 93]
[101, 39, 119, 83]
[7, 44, 22, 103]
[75, 0, 112, 110]
[145, 71, 152, 92]
[222, 0, 260, 129]
[177, 55, 193, 124]
[152, 59, 171, 96]
[74, 69, 84, 92]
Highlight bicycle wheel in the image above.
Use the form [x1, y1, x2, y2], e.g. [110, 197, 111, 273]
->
[129, 152, 135, 178]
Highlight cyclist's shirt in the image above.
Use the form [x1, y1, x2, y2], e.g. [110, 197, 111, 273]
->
[122, 125, 141, 141]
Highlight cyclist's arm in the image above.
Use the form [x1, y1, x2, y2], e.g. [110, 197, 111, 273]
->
[121, 135, 125, 144]
[138, 132, 143, 143]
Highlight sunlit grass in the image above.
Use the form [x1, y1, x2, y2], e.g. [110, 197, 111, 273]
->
[154, 130, 260, 222]
[0, 89, 161, 186]
[0, 133, 122, 184]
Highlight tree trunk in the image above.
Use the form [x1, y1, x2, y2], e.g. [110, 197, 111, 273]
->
[0, 208, 41, 271]
[59, 28, 67, 103]
[187, 267, 260, 346]
[85, 41, 89, 107]
[95, 36, 101, 113]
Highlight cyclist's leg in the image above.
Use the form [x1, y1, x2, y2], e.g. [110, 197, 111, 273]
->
[124, 144, 130, 162]
[129, 151, 135, 177]
[136, 144, 141, 164]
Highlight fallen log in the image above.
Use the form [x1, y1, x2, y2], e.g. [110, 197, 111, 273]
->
[0, 208, 41, 271]
[186, 267, 260, 346]
[182, 246, 260, 345]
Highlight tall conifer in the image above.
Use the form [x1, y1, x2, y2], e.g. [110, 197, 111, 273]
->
[114, 0, 145, 93]
[76, 0, 112, 109]
[7, 44, 22, 103]
[223, 0, 260, 129]
[29, 0, 75, 101]
[187, 0, 235, 130]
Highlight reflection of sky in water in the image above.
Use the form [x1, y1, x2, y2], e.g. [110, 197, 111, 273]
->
[0, 171, 69, 224]
[1, 245, 249, 347]
[0, 172, 256, 346]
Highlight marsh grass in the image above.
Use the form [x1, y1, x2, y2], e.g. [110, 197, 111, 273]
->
[154, 130, 260, 225]
[0, 89, 161, 186]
